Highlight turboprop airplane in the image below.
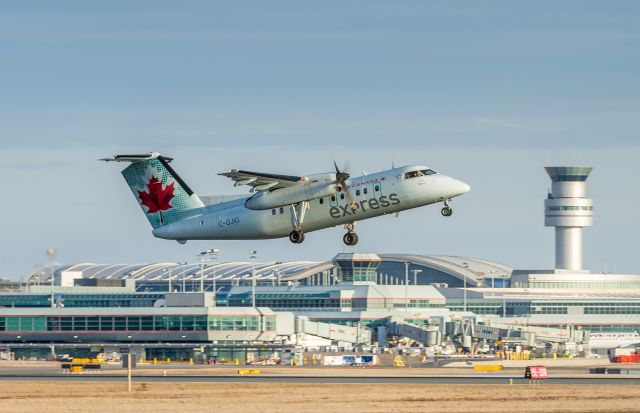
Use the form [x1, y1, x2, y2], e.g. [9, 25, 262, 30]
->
[102, 152, 470, 246]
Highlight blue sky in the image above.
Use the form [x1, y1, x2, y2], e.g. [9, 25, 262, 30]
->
[1, 1, 639, 278]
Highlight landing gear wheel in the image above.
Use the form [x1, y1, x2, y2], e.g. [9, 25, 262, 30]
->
[441, 206, 453, 217]
[343, 232, 359, 246]
[289, 230, 305, 244]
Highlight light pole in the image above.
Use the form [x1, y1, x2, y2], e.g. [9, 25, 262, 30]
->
[198, 249, 219, 293]
[411, 268, 422, 286]
[162, 268, 171, 293]
[488, 270, 497, 299]
[46, 249, 56, 308]
[462, 262, 469, 312]
[180, 262, 187, 292]
[210, 249, 220, 305]
[250, 250, 257, 307]
[464, 276, 467, 312]
[404, 262, 409, 311]
[198, 253, 206, 293]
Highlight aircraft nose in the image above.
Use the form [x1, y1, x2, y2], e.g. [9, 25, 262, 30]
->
[450, 178, 470, 197]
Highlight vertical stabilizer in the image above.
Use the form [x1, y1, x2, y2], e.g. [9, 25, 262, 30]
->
[103, 152, 204, 229]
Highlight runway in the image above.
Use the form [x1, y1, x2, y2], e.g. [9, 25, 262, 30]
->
[1, 373, 639, 385]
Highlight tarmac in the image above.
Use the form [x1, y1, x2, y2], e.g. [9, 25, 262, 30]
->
[0, 360, 640, 385]
[1, 360, 639, 385]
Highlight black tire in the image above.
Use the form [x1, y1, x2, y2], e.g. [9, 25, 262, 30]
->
[289, 230, 304, 244]
[441, 207, 452, 217]
[343, 232, 357, 246]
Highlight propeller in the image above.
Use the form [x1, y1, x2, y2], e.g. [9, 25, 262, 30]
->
[333, 160, 356, 208]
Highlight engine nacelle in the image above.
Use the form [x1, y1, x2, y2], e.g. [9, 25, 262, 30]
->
[245, 180, 337, 210]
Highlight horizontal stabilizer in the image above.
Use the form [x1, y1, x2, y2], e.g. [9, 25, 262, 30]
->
[100, 152, 173, 163]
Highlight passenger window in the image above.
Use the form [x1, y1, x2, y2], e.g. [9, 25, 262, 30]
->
[356, 189, 361, 196]
[319, 198, 324, 204]
[340, 193, 345, 200]
[363, 188, 368, 195]
[271, 209, 276, 215]
[374, 185, 379, 191]
[331, 195, 336, 202]
[279, 207, 284, 214]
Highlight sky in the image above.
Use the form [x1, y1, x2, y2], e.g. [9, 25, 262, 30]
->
[1, 1, 639, 279]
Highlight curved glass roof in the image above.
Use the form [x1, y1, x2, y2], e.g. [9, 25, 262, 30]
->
[24, 261, 320, 283]
[22, 255, 512, 285]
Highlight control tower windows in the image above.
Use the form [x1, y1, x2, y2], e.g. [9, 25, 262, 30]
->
[546, 206, 593, 211]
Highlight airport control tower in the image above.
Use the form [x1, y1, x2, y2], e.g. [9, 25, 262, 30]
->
[544, 167, 593, 271]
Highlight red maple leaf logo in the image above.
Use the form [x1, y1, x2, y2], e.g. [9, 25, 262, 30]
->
[138, 177, 175, 220]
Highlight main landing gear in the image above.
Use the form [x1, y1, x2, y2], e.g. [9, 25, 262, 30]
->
[289, 201, 309, 244]
[343, 222, 358, 246]
[441, 199, 453, 217]
[289, 230, 305, 244]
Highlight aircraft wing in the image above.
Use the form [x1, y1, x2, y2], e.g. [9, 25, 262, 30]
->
[218, 169, 307, 191]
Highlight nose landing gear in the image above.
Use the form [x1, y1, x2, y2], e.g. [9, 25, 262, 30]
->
[342, 222, 358, 246]
[441, 199, 453, 217]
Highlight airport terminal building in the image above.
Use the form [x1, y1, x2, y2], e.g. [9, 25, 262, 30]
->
[2, 166, 640, 359]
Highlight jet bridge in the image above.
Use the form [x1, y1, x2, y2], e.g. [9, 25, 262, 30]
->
[295, 317, 371, 345]
[448, 320, 590, 346]
[387, 321, 443, 347]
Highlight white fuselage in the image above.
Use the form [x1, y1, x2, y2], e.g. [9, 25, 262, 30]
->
[152, 165, 469, 241]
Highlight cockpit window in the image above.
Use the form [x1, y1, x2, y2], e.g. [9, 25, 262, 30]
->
[404, 170, 422, 179]
[421, 169, 437, 176]
[405, 169, 437, 179]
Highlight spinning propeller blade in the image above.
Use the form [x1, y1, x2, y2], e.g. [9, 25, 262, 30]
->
[333, 160, 356, 208]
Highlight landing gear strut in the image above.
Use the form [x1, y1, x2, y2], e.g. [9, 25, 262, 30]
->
[289, 201, 309, 244]
[342, 222, 359, 246]
[441, 199, 453, 217]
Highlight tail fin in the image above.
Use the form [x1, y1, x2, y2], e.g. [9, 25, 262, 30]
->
[102, 152, 204, 229]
